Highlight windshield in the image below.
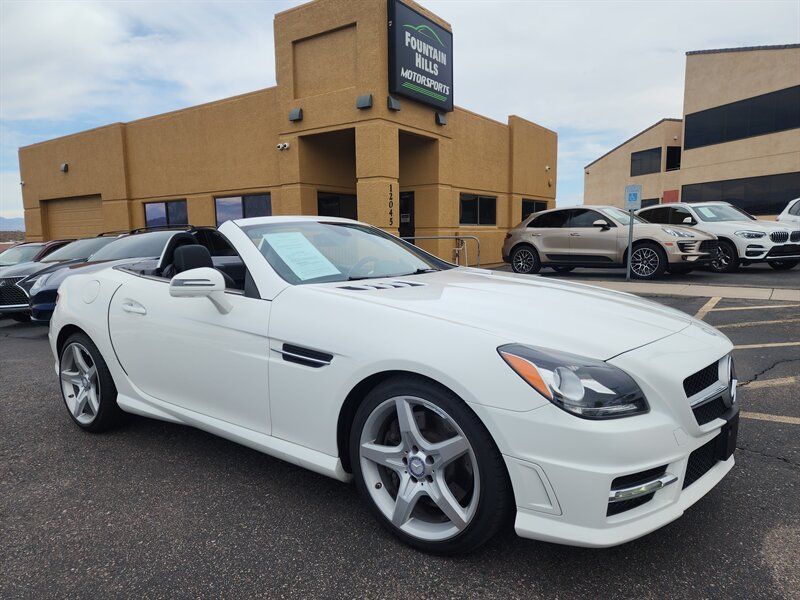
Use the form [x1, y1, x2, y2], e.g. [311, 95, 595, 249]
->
[41, 237, 118, 262]
[600, 207, 646, 225]
[242, 221, 448, 285]
[0, 244, 43, 266]
[694, 204, 756, 222]
[89, 231, 177, 261]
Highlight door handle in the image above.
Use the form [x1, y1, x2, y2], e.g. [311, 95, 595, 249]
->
[530, 233, 542, 237]
[570, 232, 581, 237]
[121, 301, 147, 315]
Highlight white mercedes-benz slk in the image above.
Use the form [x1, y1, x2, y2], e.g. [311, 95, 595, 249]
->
[49, 216, 739, 554]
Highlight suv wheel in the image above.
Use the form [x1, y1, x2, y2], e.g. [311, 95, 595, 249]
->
[511, 245, 541, 274]
[629, 242, 667, 280]
[710, 240, 740, 273]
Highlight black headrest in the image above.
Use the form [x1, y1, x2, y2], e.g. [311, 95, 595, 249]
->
[174, 244, 213, 273]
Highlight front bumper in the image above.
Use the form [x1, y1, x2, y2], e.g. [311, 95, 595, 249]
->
[29, 289, 57, 323]
[475, 323, 737, 547]
[0, 303, 30, 314]
[665, 240, 718, 264]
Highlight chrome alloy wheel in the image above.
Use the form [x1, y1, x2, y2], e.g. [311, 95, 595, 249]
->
[60, 342, 100, 425]
[512, 248, 536, 273]
[359, 396, 480, 541]
[630, 247, 660, 278]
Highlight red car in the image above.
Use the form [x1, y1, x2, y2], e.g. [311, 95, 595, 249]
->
[0, 239, 73, 270]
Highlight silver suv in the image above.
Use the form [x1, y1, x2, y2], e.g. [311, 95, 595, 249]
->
[502, 205, 719, 279]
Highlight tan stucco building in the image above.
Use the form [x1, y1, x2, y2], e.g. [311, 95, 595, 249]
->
[17, 0, 557, 266]
[584, 44, 800, 215]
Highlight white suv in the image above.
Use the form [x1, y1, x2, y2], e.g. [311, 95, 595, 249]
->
[637, 202, 800, 272]
[777, 197, 800, 226]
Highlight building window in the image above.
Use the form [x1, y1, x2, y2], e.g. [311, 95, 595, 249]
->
[684, 85, 800, 150]
[665, 146, 681, 171]
[640, 198, 660, 208]
[317, 192, 357, 220]
[682, 171, 800, 216]
[522, 199, 548, 221]
[144, 200, 188, 227]
[215, 194, 272, 226]
[459, 193, 496, 226]
[630, 147, 662, 176]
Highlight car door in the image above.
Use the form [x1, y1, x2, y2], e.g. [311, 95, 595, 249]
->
[108, 269, 271, 433]
[526, 210, 572, 262]
[566, 209, 619, 263]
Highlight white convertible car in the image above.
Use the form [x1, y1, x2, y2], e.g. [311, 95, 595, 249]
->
[50, 216, 739, 554]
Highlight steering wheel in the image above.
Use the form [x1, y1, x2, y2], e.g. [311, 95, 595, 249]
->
[347, 256, 380, 279]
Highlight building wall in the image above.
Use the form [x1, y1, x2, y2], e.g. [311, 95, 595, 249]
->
[583, 119, 683, 207]
[583, 45, 800, 214]
[18, 0, 557, 266]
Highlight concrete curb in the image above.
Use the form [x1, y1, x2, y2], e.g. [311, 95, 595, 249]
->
[573, 280, 800, 302]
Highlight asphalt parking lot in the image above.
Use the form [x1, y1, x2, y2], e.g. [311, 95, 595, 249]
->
[1, 292, 798, 599]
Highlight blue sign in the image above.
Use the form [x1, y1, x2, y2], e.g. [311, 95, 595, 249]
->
[624, 184, 643, 211]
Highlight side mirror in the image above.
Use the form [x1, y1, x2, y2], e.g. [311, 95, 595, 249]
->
[592, 219, 610, 230]
[682, 216, 696, 225]
[169, 267, 232, 314]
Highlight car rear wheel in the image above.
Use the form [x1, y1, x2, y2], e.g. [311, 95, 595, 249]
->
[510, 245, 541, 274]
[709, 240, 740, 273]
[629, 242, 667, 280]
[59, 333, 124, 432]
[350, 376, 512, 555]
[768, 260, 798, 270]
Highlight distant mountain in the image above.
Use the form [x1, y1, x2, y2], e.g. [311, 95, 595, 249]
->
[0, 216, 25, 231]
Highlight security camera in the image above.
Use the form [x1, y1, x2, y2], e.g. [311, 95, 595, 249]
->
[282, 142, 290, 150]
[277, 144, 282, 150]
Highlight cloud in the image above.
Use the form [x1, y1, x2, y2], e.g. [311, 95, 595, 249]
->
[1, 0, 798, 218]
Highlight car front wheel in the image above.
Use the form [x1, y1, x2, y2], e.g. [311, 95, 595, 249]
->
[768, 260, 798, 270]
[710, 240, 740, 273]
[59, 332, 124, 432]
[629, 242, 667, 280]
[350, 376, 512, 555]
[511, 245, 541, 274]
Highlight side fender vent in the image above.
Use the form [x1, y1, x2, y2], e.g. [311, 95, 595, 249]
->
[277, 343, 333, 368]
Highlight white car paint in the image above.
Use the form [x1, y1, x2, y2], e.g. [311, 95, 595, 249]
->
[776, 197, 800, 225]
[638, 201, 800, 265]
[49, 216, 738, 548]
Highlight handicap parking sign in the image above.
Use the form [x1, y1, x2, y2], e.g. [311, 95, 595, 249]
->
[624, 184, 642, 211]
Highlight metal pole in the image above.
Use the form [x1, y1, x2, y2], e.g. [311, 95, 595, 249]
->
[625, 209, 634, 281]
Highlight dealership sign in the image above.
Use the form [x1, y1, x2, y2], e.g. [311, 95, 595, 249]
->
[388, 0, 453, 112]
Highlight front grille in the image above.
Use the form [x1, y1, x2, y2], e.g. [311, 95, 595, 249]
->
[770, 231, 789, 244]
[0, 277, 28, 306]
[677, 240, 698, 253]
[767, 243, 800, 258]
[683, 362, 719, 397]
[683, 436, 719, 489]
[791, 231, 800, 243]
[693, 397, 727, 426]
[607, 466, 666, 516]
[699, 240, 719, 253]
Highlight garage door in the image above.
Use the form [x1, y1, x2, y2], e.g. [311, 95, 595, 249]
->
[43, 196, 104, 239]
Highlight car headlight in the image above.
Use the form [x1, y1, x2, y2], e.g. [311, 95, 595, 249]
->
[735, 230, 766, 239]
[28, 272, 52, 294]
[498, 344, 649, 419]
[661, 227, 694, 238]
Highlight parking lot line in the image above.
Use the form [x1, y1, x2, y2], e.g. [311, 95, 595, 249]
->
[734, 341, 800, 350]
[710, 303, 800, 313]
[742, 376, 799, 390]
[694, 296, 721, 320]
[741, 411, 800, 425]
[717, 317, 800, 329]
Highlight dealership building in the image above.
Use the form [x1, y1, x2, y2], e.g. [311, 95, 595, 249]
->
[17, 0, 557, 265]
[584, 44, 800, 215]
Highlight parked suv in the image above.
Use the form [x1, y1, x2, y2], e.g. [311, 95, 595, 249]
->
[637, 202, 800, 272]
[776, 197, 800, 226]
[502, 206, 718, 279]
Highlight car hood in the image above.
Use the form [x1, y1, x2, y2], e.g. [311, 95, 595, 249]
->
[634, 223, 715, 240]
[701, 219, 794, 234]
[313, 268, 694, 360]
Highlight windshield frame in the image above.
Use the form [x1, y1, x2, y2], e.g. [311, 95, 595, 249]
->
[241, 220, 454, 285]
[40, 237, 118, 263]
[88, 230, 178, 262]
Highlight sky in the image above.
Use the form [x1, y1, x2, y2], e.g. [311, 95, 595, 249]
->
[1, 0, 799, 220]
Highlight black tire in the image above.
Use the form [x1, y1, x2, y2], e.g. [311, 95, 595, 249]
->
[58, 332, 125, 432]
[11, 313, 31, 323]
[350, 375, 513, 555]
[628, 242, 668, 280]
[709, 240, 740, 273]
[768, 260, 799, 271]
[551, 266, 575, 273]
[510, 244, 541, 274]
